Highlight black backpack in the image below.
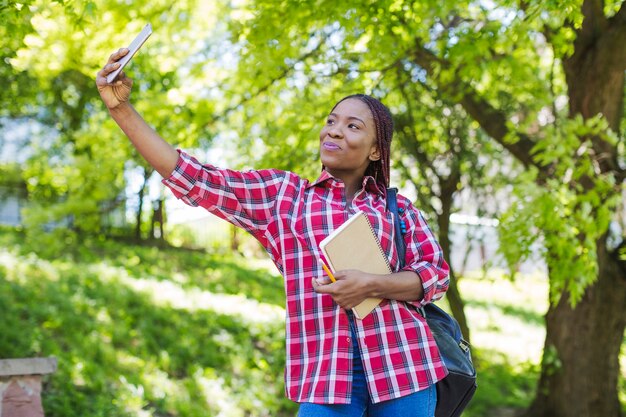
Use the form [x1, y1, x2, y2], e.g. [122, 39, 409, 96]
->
[387, 187, 477, 417]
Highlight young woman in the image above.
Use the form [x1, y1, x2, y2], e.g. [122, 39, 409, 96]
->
[97, 48, 450, 417]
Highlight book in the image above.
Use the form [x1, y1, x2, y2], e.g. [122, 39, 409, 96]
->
[319, 211, 391, 319]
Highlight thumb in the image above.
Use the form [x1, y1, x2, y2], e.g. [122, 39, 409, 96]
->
[312, 277, 332, 293]
[316, 276, 332, 285]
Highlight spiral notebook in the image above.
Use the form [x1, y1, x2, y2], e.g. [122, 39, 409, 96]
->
[319, 211, 392, 319]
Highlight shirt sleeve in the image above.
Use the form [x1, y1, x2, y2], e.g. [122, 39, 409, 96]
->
[398, 198, 450, 308]
[161, 150, 291, 237]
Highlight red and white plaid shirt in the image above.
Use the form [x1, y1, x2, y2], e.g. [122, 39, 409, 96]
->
[163, 151, 450, 404]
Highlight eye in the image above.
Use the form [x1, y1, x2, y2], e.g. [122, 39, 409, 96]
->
[326, 118, 335, 125]
[348, 123, 360, 129]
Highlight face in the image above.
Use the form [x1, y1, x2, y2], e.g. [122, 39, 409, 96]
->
[319, 98, 380, 181]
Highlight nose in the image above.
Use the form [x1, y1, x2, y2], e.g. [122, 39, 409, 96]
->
[328, 124, 343, 138]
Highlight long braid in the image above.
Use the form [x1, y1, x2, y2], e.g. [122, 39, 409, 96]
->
[331, 94, 394, 189]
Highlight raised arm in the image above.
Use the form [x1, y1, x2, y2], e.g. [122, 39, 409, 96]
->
[96, 48, 179, 178]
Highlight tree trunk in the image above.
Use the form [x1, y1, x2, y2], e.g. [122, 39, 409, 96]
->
[150, 198, 164, 241]
[438, 178, 471, 342]
[158, 199, 165, 240]
[407, 5, 626, 413]
[135, 168, 151, 241]
[522, 6, 626, 415]
[231, 224, 241, 253]
[522, 236, 626, 417]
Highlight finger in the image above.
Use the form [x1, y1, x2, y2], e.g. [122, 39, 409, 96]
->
[316, 276, 332, 285]
[102, 62, 121, 76]
[331, 271, 347, 281]
[312, 278, 330, 293]
[95, 67, 114, 85]
[107, 48, 129, 64]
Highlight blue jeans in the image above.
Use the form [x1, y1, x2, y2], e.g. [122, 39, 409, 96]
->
[298, 314, 437, 417]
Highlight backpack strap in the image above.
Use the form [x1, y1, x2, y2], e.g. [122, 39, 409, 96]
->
[387, 187, 428, 317]
[386, 187, 407, 269]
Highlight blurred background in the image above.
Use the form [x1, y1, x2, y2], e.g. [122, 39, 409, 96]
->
[1, 1, 624, 416]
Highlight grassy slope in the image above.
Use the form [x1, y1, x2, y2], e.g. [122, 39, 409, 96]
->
[1, 227, 623, 416]
[0, 228, 294, 417]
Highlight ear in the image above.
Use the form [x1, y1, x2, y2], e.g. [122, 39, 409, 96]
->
[369, 146, 381, 161]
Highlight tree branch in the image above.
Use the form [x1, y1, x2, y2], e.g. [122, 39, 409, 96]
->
[580, 0, 609, 39]
[395, 75, 441, 182]
[408, 41, 539, 170]
[566, 0, 626, 179]
[204, 30, 331, 127]
[605, 1, 626, 70]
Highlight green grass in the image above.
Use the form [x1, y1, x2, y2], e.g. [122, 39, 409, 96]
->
[458, 271, 547, 416]
[0, 228, 295, 417]
[1, 226, 623, 416]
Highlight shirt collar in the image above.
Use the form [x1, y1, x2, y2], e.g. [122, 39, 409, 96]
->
[308, 169, 386, 197]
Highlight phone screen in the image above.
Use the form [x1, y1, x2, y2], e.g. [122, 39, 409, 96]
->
[107, 23, 153, 84]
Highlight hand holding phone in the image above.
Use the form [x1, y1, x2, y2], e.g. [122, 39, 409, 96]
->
[107, 23, 152, 84]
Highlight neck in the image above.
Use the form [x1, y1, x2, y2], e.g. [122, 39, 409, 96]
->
[323, 167, 369, 201]
[337, 177, 363, 204]
[344, 182, 361, 204]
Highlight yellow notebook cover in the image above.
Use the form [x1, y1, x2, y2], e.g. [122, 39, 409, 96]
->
[319, 211, 391, 319]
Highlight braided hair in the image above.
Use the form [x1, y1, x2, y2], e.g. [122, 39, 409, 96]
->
[330, 94, 394, 189]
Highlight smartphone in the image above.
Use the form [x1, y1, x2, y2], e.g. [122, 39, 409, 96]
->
[107, 23, 153, 84]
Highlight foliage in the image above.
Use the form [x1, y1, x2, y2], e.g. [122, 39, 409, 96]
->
[1, 0, 623, 281]
[499, 116, 622, 305]
[1, 0, 226, 232]
[3, 0, 622, 297]
[211, 0, 625, 308]
[0, 163, 26, 189]
[0, 1, 39, 120]
[1, 0, 625, 413]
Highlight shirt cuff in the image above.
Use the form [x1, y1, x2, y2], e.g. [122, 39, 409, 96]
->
[161, 150, 203, 205]
[403, 264, 449, 309]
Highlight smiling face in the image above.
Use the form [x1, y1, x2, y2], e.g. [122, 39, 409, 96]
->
[319, 98, 381, 184]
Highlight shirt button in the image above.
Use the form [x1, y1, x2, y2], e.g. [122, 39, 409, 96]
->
[346, 337, 351, 344]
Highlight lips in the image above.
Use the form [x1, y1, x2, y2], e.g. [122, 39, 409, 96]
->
[322, 141, 341, 151]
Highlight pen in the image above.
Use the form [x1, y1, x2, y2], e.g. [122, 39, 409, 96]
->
[319, 258, 337, 283]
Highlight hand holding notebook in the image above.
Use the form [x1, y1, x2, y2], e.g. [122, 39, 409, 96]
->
[318, 211, 392, 319]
